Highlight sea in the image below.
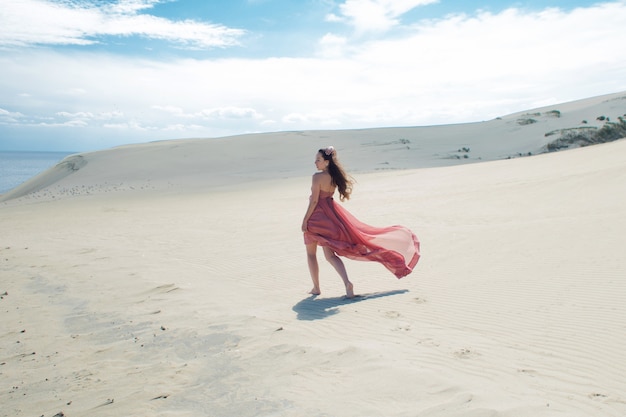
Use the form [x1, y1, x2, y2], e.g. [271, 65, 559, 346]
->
[0, 151, 75, 195]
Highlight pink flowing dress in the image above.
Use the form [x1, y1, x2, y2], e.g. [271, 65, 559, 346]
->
[304, 190, 420, 278]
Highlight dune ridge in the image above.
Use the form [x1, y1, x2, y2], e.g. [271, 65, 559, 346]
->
[2, 91, 624, 203]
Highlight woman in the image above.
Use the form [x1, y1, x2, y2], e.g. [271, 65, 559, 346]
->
[301, 146, 420, 298]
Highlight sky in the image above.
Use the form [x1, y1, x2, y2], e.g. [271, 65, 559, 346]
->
[1, 0, 625, 152]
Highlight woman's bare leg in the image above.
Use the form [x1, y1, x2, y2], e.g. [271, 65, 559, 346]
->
[323, 246, 354, 298]
[306, 243, 321, 295]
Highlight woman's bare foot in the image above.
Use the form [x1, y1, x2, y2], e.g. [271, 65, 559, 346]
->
[309, 287, 321, 296]
[345, 282, 355, 299]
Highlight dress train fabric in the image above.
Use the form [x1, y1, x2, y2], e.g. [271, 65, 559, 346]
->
[304, 190, 420, 278]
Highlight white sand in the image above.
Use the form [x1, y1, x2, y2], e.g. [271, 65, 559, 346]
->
[1, 92, 626, 416]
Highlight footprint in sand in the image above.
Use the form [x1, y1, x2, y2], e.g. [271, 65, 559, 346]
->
[454, 348, 479, 359]
[384, 311, 401, 319]
[517, 368, 537, 376]
[153, 283, 180, 293]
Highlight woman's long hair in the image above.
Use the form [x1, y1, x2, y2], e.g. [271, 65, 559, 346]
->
[319, 146, 354, 201]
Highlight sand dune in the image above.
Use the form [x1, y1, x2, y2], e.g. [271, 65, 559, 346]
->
[1, 92, 626, 417]
[2, 91, 624, 203]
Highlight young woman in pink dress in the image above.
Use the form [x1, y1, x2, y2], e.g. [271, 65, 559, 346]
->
[301, 146, 420, 298]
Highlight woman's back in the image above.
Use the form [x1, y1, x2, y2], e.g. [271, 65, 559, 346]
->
[315, 171, 336, 194]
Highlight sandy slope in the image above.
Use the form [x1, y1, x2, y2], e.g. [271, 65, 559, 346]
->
[1, 92, 626, 417]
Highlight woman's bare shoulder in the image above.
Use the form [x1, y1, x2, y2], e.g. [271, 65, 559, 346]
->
[312, 172, 330, 181]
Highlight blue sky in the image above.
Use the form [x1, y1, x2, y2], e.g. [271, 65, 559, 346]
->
[1, 0, 625, 152]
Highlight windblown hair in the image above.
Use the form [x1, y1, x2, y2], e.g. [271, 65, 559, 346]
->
[319, 147, 354, 201]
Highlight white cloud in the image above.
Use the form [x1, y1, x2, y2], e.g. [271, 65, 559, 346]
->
[162, 123, 200, 132]
[0, 108, 25, 123]
[337, 0, 438, 33]
[317, 33, 348, 58]
[0, 0, 246, 48]
[153, 105, 263, 120]
[56, 110, 124, 120]
[152, 105, 186, 116]
[1, 2, 625, 150]
[282, 110, 349, 127]
[98, 111, 125, 120]
[56, 111, 95, 119]
[37, 119, 89, 127]
[0, 108, 21, 116]
[107, 0, 162, 14]
[325, 13, 344, 23]
[103, 120, 152, 130]
[199, 107, 263, 120]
